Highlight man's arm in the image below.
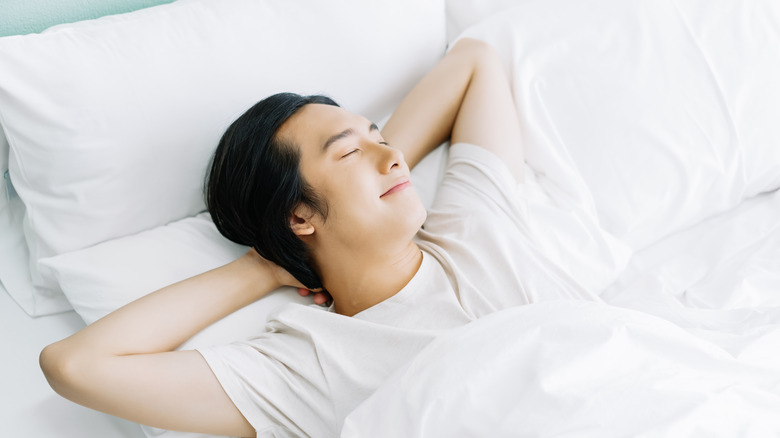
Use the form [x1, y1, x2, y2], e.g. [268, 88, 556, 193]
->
[381, 38, 524, 181]
[39, 250, 298, 437]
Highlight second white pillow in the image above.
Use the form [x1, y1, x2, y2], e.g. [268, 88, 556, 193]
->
[460, 0, 780, 250]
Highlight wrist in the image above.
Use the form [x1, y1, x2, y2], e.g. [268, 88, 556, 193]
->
[235, 249, 282, 298]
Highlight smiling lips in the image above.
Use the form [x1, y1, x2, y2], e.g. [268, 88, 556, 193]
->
[380, 179, 412, 198]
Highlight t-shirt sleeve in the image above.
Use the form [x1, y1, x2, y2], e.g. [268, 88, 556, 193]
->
[197, 337, 333, 437]
[419, 142, 620, 306]
[416, 142, 545, 310]
[425, 142, 527, 230]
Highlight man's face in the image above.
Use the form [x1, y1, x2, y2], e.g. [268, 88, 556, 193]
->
[276, 103, 426, 257]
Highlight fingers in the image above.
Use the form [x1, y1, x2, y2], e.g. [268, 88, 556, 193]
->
[298, 288, 332, 307]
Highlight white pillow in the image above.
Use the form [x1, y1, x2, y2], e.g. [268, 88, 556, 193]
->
[459, 0, 780, 250]
[39, 212, 313, 326]
[1, 132, 65, 315]
[0, 0, 446, 312]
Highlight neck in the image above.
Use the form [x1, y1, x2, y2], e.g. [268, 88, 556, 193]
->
[315, 240, 423, 316]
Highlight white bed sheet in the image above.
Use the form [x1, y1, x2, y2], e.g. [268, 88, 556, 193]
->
[0, 284, 144, 438]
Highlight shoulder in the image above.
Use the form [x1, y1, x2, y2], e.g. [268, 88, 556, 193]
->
[428, 142, 526, 219]
[447, 142, 520, 187]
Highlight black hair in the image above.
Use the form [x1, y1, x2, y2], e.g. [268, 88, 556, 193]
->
[205, 92, 339, 289]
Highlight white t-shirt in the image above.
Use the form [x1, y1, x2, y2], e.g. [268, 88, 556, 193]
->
[197, 143, 598, 437]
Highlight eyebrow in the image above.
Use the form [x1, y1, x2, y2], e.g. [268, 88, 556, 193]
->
[322, 122, 379, 151]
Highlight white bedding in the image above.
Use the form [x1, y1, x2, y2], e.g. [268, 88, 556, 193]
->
[343, 302, 780, 437]
[2, 0, 779, 436]
[342, 188, 780, 437]
[602, 189, 780, 336]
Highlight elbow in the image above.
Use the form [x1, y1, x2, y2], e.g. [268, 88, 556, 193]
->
[452, 37, 499, 59]
[450, 38, 504, 73]
[40, 341, 86, 399]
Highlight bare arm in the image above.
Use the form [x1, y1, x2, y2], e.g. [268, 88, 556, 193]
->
[382, 38, 524, 181]
[39, 250, 299, 437]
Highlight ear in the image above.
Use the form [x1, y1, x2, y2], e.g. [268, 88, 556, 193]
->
[289, 204, 316, 237]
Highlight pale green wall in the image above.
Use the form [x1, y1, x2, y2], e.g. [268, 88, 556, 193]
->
[0, 0, 175, 37]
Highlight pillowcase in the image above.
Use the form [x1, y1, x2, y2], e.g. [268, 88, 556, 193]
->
[0, 0, 446, 314]
[39, 212, 314, 326]
[1, 132, 68, 314]
[0, 1, 174, 317]
[458, 0, 780, 250]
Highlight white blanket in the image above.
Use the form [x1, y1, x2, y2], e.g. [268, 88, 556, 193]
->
[342, 184, 780, 437]
[342, 178, 780, 436]
[342, 300, 780, 437]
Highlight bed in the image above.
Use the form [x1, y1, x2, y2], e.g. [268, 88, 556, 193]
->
[1, 0, 779, 437]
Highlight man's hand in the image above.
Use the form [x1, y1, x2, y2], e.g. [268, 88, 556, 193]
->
[297, 288, 331, 306]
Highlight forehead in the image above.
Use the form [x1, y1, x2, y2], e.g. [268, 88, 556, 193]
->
[277, 103, 368, 154]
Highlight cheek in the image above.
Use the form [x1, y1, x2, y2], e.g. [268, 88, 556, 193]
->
[319, 174, 375, 224]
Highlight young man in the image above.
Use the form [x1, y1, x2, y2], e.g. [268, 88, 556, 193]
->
[40, 38, 593, 437]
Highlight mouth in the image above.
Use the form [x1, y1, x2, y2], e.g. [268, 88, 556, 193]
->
[380, 178, 412, 198]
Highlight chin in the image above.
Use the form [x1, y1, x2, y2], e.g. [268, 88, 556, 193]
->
[394, 191, 427, 238]
[416, 205, 428, 228]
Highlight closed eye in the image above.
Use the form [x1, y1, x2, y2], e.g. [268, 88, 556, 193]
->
[340, 140, 387, 159]
[341, 149, 359, 158]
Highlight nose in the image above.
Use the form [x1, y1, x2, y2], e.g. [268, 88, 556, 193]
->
[375, 142, 403, 174]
